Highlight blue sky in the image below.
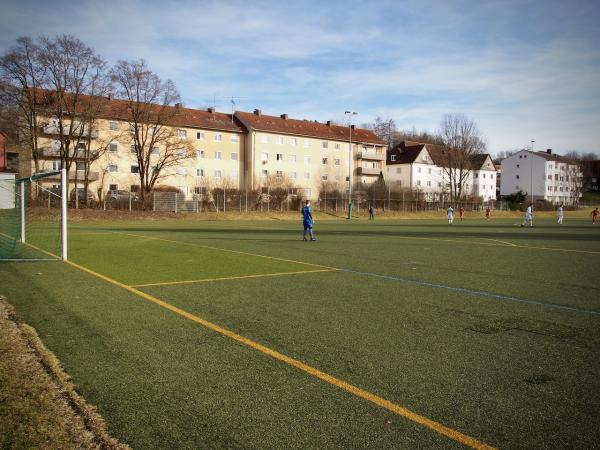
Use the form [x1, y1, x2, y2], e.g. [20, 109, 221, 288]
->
[1, 0, 599, 155]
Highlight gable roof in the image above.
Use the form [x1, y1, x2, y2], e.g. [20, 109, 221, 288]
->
[235, 111, 384, 145]
[531, 150, 577, 165]
[389, 140, 495, 169]
[30, 88, 246, 133]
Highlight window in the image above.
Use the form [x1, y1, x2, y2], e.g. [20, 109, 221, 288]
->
[290, 154, 297, 163]
[438, 182, 442, 187]
[261, 135, 268, 143]
[151, 146, 160, 155]
[417, 167, 421, 173]
[416, 180, 421, 186]
[196, 150, 205, 159]
[178, 149, 187, 157]
[335, 143, 341, 150]
[304, 172, 310, 179]
[109, 121, 118, 131]
[303, 139, 310, 148]
[214, 151, 222, 160]
[196, 131, 205, 140]
[428, 168, 432, 174]
[474, 173, 479, 179]
[276, 170, 283, 178]
[482, 173, 486, 179]
[109, 184, 118, 191]
[214, 133, 222, 142]
[322, 141, 328, 149]
[130, 144, 136, 153]
[196, 168, 204, 177]
[231, 170, 239, 179]
[290, 138, 297, 146]
[131, 185, 140, 193]
[516, 175, 520, 179]
[231, 152, 238, 161]
[547, 175, 552, 180]
[524, 155, 527, 158]
[427, 181, 431, 187]
[276, 136, 283, 145]
[490, 174, 494, 179]
[322, 174, 328, 181]
[178, 168, 187, 176]
[261, 152, 268, 162]
[131, 165, 139, 173]
[230, 135, 239, 143]
[262, 169, 268, 177]
[276, 153, 284, 161]
[108, 164, 118, 173]
[214, 170, 222, 178]
[109, 142, 118, 152]
[290, 171, 297, 179]
[304, 156, 311, 165]
[52, 160, 61, 171]
[516, 164, 520, 168]
[334, 159, 340, 166]
[396, 168, 401, 174]
[322, 157, 328, 165]
[391, 155, 396, 161]
[178, 129, 187, 139]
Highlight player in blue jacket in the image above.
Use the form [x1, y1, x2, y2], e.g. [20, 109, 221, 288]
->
[302, 200, 316, 241]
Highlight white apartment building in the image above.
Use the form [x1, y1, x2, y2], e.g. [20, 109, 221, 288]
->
[500, 149, 582, 204]
[385, 141, 497, 201]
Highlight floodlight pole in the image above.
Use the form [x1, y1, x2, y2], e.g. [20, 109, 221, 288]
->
[345, 111, 357, 219]
[530, 140, 535, 204]
[61, 168, 67, 261]
[19, 181, 25, 243]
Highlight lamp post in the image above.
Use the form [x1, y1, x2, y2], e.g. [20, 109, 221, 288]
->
[530, 140, 535, 203]
[345, 111, 357, 219]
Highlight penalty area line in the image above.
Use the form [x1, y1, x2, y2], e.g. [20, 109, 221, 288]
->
[60, 257, 495, 450]
[132, 268, 337, 288]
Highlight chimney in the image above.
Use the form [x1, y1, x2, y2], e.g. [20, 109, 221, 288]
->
[175, 102, 182, 109]
[326, 120, 332, 126]
[207, 107, 215, 114]
[280, 114, 288, 120]
[351, 125, 356, 130]
[107, 93, 113, 100]
[546, 149, 552, 154]
[254, 109, 262, 116]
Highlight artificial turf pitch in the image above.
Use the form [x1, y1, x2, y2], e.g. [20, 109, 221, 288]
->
[1, 216, 599, 448]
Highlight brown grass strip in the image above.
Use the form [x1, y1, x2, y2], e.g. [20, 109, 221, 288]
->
[0, 296, 128, 449]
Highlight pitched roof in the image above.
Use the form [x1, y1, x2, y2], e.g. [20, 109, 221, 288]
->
[530, 150, 577, 164]
[31, 88, 245, 133]
[388, 140, 495, 169]
[235, 111, 384, 145]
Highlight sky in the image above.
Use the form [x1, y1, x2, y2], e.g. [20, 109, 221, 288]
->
[1, 0, 599, 155]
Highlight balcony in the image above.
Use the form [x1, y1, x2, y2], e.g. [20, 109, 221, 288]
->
[43, 170, 99, 181]
[357, 151, 385, 161]
[38, 146, 88, 159]
[357, 167, 382, 176]
[41, 124, 99, 138]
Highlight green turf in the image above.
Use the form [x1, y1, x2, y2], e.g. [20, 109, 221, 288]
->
[1, 216, 599, 449]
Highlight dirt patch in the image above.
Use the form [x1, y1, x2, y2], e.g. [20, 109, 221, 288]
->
[0, 297, 128, 449]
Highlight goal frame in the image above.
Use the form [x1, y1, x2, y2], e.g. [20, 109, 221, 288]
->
[16, 168, 68, 261]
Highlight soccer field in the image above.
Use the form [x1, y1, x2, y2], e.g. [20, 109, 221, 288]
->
[1, 215, 599, 449]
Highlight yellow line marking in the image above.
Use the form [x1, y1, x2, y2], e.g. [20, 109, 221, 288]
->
[114, 231, 339, 270]
[57, 257, 495, 450]
[132, 268, 337, 288]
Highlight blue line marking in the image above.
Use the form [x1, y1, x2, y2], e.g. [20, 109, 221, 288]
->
[339, 268, 600, 317]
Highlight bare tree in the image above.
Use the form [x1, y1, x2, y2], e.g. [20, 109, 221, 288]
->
[0, 37, 46, 174]
[110, 60, 192, 200]
[370, 117, 397, 150]
[437, 113, 486, 206]
[36, 35, 107, 203]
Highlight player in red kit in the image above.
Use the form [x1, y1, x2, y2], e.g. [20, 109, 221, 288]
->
[592, 207, 599, 224]
[485, 207, 491, 220]
[459, 207, 465, 222]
